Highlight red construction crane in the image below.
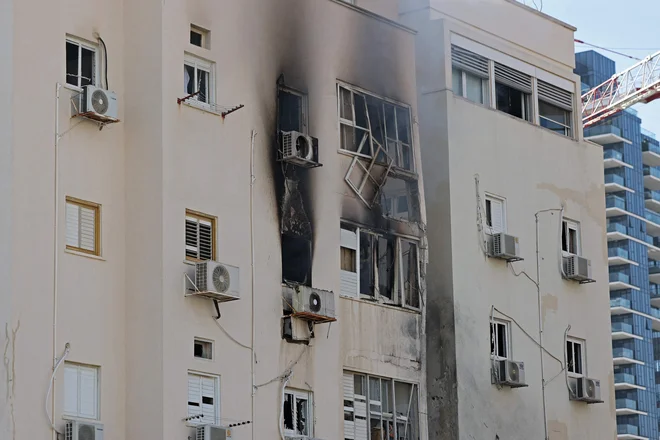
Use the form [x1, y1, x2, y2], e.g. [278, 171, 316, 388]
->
[581, 49, 660, 127]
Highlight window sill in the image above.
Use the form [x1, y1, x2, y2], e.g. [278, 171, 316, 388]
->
[339, 295, 421, 314]
[63, 83, 85, 94]
[181, 100, 223, 116]
[64, 248, 105, 261]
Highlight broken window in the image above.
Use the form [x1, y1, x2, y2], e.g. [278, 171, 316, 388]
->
[342, 223, 420, 307]
[562, 219, 580, 255]
[282, 234, 312, 285]
[344, 372, 419, 440]
[283, 389, 312, 437]
[279, 88, 307, 133]
[490, 320, 509, 360]
[338, 84, 414, 172]
[380, 177, 420, 222]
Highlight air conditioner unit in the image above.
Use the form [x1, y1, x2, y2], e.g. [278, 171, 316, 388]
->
[494, 359, 527, 388]
[282, 316, 311, 343]
[81, 85, 118, 121]
[192, 261, 240, 302]
[563, 255, 594, 283]
[488, 233, 522, 261]
[64, 419, 104, 440]
[196, 425, 232, 440]
[292, 286, 335, 320]
[281, 131, 320, 167]
[569, 377, 602, 403]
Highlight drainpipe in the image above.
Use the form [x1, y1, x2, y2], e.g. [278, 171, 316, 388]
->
[250, 130, 257, 440]
[51, 82, 61, 440]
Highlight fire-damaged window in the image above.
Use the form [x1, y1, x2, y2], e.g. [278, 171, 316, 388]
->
[380, 177, 420, 222]
[340, 223, 420, 309]
[338, 84, 414, 172]
[279, 88, 308, 134]
[283, 388, 313, 437]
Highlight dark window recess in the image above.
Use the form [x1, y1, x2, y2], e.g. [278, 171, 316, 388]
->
[202, 396, 213, 405]
[360, 232, 374, 296]
[401, 240, 419, 308]
[279, 90, 303, 132]
[282, 234, 312, 285]
[190, 30, 203, 47]
[66, 41, 94, 88]
[184, 65, 196, 95]
[496, 82, 530, 121]
[194, 339, 212, 359]
[485, 199, 492, 227]
[188, 401, 200, 407]
[377, 237, 395, 300]
[283, 394, 294, 430]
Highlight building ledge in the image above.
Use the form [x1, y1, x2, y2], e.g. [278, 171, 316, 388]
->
[616, 409, 647, 416]
[330, 0, 416, 34]
[588, 133, 632, 145]
[618, 434, 649, 440]
[609, 281, 639, 291]
[502, 0, 576, 31]
[604, 158, 634, 170]
[643, 150, 660, 167]
[615, 382, 646, 391]
[613, 357, 645, 366]
[605, 183, 634, 194]
[612, 331, 643, 341]
[608, 256, 638, 266]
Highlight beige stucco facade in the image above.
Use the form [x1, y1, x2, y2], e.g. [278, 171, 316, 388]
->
[0, 1, 428, 440]
[400, 1, 616, 439]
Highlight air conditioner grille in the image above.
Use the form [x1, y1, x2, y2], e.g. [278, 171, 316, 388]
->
[65, 421, 74, 440]
[78, 424, 96, 440]
[212, 265, 231, 293]
[196, 262, 208, 291]
[493, 234, 502, 255]
[91, 90, 109, 114]
[309, 291, 322, 313]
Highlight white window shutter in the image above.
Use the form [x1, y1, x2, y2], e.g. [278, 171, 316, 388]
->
[78, 367, 98, 419]
[65, 203, 80, 248]
[198, 220, 213, 261]
[188, 374, 202, 421]
[185, 217, 199, 259]
[79, 207, 96, 252]
[63, 365, 79, 415]
[343, 373, 356, 440]
[340, 229, 358, 298]
[488, 198, 504, 234]
[201, 376, 216, 424]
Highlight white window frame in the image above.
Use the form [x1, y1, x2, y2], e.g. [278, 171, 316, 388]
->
[65, 36, 98, 90]
[337, 82, 415, 173]
[566, 338, 585, 378]
[187, 371, 220, 425]
[278, 86, 309, 135]
[452, 66, 489, 106]
[484, 193, 506, 235]
[562, 219, 580, 256]
[190, 24, 210, 49]
[184, 53, 215, 107]
[283, 388, 313, 438]
[340, 224, 420, 310]
[490, 319, 510, 361]
[495, 80, 532, 122]
[538, 99, 573, 138]
[63, 363, 100, 420]
[193, 337, 214, 360]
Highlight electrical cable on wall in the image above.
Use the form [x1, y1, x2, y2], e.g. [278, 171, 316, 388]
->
[211, 314, 251, 351]
[45, 342, 71, 432]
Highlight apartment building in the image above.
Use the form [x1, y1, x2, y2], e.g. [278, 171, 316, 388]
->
[0, 1, 428, 440]
[576, 49, 660, 440]
[400, 1, 616, 439]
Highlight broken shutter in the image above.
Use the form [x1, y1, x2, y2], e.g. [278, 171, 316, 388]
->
[343, 373, 368, 440]
[486, 197, 504, 234]
[188, 373, 217, 425]
[451, 45, 489, 77]
[494, 63, 532, 93]
[538, 79, 573, 111]
[340, 228, 359, 298]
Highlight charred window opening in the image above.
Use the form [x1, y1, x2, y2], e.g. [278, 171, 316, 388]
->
[276, 83, 314, 287]
[380, 177, 420, 223]
[283, 389, 312, 437]
[341, 223, 420, 308]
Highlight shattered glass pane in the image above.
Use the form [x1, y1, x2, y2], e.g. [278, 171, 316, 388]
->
[340, 87, 353, 120]
[197, 69, 209, 103]
[367, 97, 385, 146]
[380, 177, 417, 222]
[354, 93, 369, 129]
[341, 124, 357, 152]
[401, 143, 412, 171]
[396, 107, 411, 144]
[81, 47, 94, 87]
[384, 104, 397, 141]
[281, 234, 312, 285]
[360, 232, 374, 296]
[279, 90, 303, 132]
[377, 237, 394, 300]
[296, 397, 308, 435]
[401, 241, 419, 308]
[283, 393, 294, 430]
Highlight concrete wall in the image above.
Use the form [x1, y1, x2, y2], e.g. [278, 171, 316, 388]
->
[403, 5, 616, 440]
[1, 1, 427, 440]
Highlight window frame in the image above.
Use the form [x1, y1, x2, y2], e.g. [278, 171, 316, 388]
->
[566, 338, 585, 378]
[339, 223, 421, 310]
[278, 85, 309, 135]
[193, 337, 214, 361]
[562, 219, 580, 256]
[190, 24, 210, 49]
[187, 371, 220, 425]
[65, 196, 101, 256]
[452, 66, 489, 106]
[283, 388, 313, 438]
[65, 36, 98, 90]
[490, 319, 511, 361]
[185, 209, 217, 262]
[495, 81, 532, 122]
[184, 52, 215, 107]
[63, 362, 100, 420]
[337, 82, 415, 173]
[538, 99, 573, 138]
[484, 193, 506, 235]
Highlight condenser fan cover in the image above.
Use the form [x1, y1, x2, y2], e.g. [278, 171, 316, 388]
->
[78, 425, 96, 440]
[309, 291, 322, 313]
[509, 363, 519, 381]
[212, 265, 231, 293]
[91, 90, 109, 114]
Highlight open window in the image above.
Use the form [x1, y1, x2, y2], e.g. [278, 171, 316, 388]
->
[495, 63, 532, 122]
[184, 53, 214, 105]
[566, 338, 585, 377]
[283, 388, 312, 437]
[484, 194, 506, 235]
[562, 219, 580, 256]
[451, 45, 490, 106]
[538, 80, 573, 138]
[490, 319, 510, 361]
[190, 25, 210, 49]
[279, 87, 308, 134]
[66, 37, 97, 88]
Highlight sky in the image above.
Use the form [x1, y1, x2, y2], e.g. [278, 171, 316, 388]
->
[523, 0, 660, 136]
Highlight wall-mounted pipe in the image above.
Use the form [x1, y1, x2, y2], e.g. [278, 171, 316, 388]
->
[50, 83, 61, 439]
[250, 130, 257, 440]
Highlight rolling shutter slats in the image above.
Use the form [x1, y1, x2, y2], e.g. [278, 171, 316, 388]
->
[538, 80, 573, 110]
[495, 63, 532, 93]
[451, 45, 489, 77]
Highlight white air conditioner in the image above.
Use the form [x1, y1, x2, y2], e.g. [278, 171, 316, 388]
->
[563, 255, 594, 283]
[282, 315, 311, 343]
[569, 377, 602, 403]
[292, 286, 335, 320]
[281, 131, 320, 167]
[64, 419, 104, 440]
[196, 425, 232, 440]
[191, 261, 240, 302]
[82, 85, 118, 121]
[494, 359, 527, 388]
[488, 233, 522, 261]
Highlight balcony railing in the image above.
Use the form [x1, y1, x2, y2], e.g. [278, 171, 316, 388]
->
[605, 173, 625, 186]
[644, 165, 660, 178]
[608, 246, 629, 259]
[614, 372, 635, 384]
[604, 149, 624, 161]
[617, 424, 639, 435]
[652, 307, 660, 319]
[606, 194, 626, 210]
[587, 124, 623, 139]
[643, 140, 660, 155]
[610, 271, 630, 284]
[607, 222, 628, 235]
[613, 347, 635, 359]
[611, 297, 631, 308]
[647, 209, 660, 225]
[612, 322, 633, 334]
[616, 398, 638, 410]
[647, 190, 660, 204]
